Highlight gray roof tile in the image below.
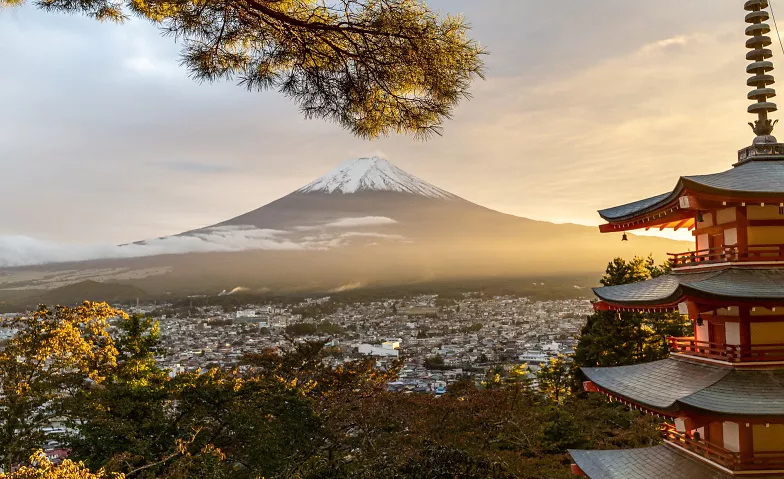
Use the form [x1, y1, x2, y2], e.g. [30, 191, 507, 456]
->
[593, 268, 784, 306]
[680, 369, 784, 415]
[569, 446, 734, 479]
[583, 358, 784, 416]
[684, 160, 784, 194]
[582, 359, 729, 411]
[684, 268, 784, 298]
[599, 193, 672, 222]
[598, 160, 784, 222]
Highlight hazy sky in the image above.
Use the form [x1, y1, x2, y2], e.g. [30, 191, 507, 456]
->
[0, 1, 758, 245]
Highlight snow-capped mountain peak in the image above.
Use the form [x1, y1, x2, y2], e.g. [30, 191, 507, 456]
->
[296, 157, 456, 199]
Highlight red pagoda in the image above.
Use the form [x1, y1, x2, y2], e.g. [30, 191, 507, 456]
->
[569, 1, 784, 478]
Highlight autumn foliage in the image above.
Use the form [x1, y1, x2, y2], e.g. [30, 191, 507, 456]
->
[0, 298, 660, 478]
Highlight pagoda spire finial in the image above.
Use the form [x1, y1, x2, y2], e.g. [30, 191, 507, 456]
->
[746, 0, 779, 143]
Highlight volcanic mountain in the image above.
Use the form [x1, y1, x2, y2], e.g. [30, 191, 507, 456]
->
[0, 157, 688, 300]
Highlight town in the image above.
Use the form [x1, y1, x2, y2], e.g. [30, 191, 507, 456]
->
[128, 294, 592, 394]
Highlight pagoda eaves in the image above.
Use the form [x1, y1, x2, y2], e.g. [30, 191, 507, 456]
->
[598, 161, 784, 233]
[571, 1, 784, 476]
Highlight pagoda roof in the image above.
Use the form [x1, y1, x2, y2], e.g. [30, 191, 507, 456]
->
[599, 159, 784, 223]
[582, 357, 784, 416]
[593, 267, 784, 308]
[569, 445, 733, 479]
[679, 368, 784, 415]
[582, 358, 727, 413]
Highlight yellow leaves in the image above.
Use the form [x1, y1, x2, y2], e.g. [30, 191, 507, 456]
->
[0, 451, 123, 479]
[200, 444, 226, 462]
[129, 0, 182, 22]
[1, 302, 123, 404]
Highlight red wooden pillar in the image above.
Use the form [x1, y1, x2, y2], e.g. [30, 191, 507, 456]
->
[740, 422, 754, 466]
[739, 306, 752, 351]
[687, 301, 701, 339]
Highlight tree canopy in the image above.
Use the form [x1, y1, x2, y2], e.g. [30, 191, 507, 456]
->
[574, 256, 690, 370]
[0, 301, 660, 479]
[1, 0, 485, 139]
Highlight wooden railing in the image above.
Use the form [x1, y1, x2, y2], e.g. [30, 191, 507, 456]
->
[662, 424, 784, 471]
[669, 244, 784, 268]
[668, 337, 784, 362]
[662, 424, 737, 469]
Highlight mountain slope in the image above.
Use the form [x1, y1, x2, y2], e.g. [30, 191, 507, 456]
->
[0, 157, 690, 298]
[38, 280, 149, 305]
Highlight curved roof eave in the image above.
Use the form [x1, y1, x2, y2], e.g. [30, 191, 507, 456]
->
[598, 188, 683, 223]
[679, 369, 784, 416]
[593, 268, 784, 308]
[679, 268, 784, 300]
[581, 359, 729, 412]
[599, 160, 784, 223]
[569, 446, 733, 479]
[584, 358, 784, 417]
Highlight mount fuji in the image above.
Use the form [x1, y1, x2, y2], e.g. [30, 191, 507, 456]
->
[0, 157, 687, 301]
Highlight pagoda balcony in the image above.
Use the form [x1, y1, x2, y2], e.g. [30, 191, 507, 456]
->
[661, 424, 784, 472]
[668, 244, 784, 269]
[667, 336, 784, 363]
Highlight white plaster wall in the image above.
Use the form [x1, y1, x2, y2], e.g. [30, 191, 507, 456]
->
[716, 208, 737, 225]
[697, 233, 710, 251]
[723, 422, 740, 452]
[725, 322, 741, 345]
[696, 323, 709, 342]
[724, 228, 738, 247]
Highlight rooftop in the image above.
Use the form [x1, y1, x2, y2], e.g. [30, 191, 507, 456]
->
[582, 357, 784, 416]
[599, 159, 784, 224]
[569, 445, 734, 479]
[592, 267, 784, 309]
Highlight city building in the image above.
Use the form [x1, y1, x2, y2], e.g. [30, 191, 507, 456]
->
[358, 342, 400, 358]
[570, 2, 784, 477]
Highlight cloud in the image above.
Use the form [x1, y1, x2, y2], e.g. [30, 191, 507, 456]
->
[0, 227, 301, 267]
[0, 224, 408, 267]
[324, 217, 398, 228]
[338, 232, 405, 240]
[329, 282, 363, 293]
[295, 217, 399, 231]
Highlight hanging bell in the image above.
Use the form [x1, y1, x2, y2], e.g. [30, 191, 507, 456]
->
[696, 313, 704, 327]
[622, 233, 628, 242]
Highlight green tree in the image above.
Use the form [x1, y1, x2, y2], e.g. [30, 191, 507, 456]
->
[424, 354, 446, 370]
[3, 0, 484, 139]
[0, 303, 121, 471]
[600, 255, 669, 287]
[536, 355, 572, 404]
[574, 256, 690, 371]
[540, 407, 585, 453]
[63, 315, 174, 474]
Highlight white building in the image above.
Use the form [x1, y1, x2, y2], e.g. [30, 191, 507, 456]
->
[358, 343, 400, 358]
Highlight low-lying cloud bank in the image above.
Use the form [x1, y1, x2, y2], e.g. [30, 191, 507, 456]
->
[0, 217, 403, 267]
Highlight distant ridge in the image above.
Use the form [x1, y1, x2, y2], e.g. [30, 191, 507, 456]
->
[38, 280, 148, 306]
